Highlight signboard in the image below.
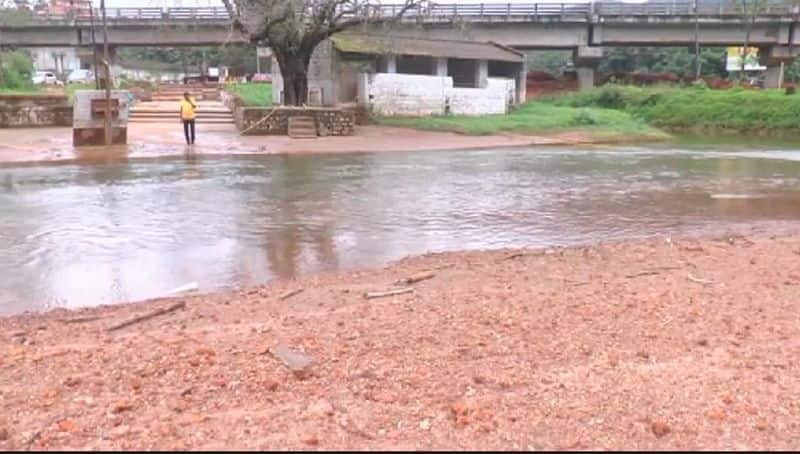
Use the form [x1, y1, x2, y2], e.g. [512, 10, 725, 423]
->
[257, 47, 273, 58]
[726, 47, 767, 72]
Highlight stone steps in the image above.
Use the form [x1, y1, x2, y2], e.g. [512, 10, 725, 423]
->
[129, 99, 234, 124]
[287, 116, 317, 139]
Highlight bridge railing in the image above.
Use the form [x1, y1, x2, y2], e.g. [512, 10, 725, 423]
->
[10, 1, 800, 25]
[597, 0, 798, 16]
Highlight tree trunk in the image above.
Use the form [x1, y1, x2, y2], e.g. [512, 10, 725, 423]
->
[275, 51, 310, 106]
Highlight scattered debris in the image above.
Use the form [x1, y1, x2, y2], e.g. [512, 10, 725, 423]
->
[687, 274, 714, 286]
[269, 344, 313, 379]
[167, 282, 199, 296]
[279, 288, 304, 300]
[107, 301, 187, 332]
[394, 272, 435, 286]
[651, 420, 670, 438]
[364, 287, 414, 300]
[59, 316, 102, 324]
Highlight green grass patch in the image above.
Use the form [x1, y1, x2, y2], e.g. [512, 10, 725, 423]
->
[0, 87, 40, 95]
[224, 83, 272, 106]
[550, 85, 800, 133]
[64, 83, 95, 103]
[375, 102, 668, 141]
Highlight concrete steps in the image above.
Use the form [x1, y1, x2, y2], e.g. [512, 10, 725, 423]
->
[288, 116, 317, 139]
[129, 99, 234, 124]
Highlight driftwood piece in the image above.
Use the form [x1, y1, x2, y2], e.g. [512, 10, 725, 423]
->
[364, 287, 414, 300]
[59, 316, 102, 324]
[279, 288, 304, 300]
[106, 301, 186, 332]
[394, 272, 435, 286]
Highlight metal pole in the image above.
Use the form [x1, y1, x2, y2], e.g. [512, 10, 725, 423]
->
[89, 1, 99, 89]
[101, 0, 111, 146]
[694, 0, 700, 80]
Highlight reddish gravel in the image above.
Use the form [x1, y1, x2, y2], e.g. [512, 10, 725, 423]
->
[2, 233, 800, 450]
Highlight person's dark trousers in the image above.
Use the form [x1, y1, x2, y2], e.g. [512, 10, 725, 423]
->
[183, 119, 196, 145]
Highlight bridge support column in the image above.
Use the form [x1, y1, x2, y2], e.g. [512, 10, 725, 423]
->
[573, 46, 604, 91]
[763, 66, 784, 89]
[760, 47, 796, 89]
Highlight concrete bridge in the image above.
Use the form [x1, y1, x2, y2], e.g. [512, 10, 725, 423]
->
[2, 1, 799, 87]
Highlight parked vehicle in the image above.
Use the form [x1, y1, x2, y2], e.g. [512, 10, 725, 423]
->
[251, 73, 272, 83]
[31, 71, 63, 86]
[67, 69, 95, 84]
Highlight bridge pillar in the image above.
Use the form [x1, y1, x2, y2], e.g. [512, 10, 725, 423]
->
[573, 46, 604, 91]
[760, 46, 796, 89]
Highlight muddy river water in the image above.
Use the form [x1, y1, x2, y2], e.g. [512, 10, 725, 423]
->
[2, 143, 799, 314]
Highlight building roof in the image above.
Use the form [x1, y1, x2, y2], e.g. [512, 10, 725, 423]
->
[330, 34, 523, 63]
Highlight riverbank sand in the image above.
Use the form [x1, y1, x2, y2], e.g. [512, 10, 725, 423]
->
[2, 232, 800, 450]
[0, 123, 622, 165]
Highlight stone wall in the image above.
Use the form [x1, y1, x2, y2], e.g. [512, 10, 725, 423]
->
[237, 106, 355, 136]
[361, 73, 516, 116]
[0, 94, 72, 128]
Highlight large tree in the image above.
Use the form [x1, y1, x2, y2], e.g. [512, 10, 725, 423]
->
[221, 0, 417, 106]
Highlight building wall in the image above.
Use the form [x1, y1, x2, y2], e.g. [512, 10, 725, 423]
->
[361, 73, 516, 116]
[363, 73, 450, 116]
[30, 47, 82, 74]
[450, 78, 516, 115]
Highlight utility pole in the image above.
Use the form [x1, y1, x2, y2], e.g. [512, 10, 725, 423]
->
[88, 0, 99, 89]
[101, 0, 111, 146]
[693, 0, 700, 80]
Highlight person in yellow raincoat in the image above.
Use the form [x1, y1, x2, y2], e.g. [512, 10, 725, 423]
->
[179, 92, 198, 145]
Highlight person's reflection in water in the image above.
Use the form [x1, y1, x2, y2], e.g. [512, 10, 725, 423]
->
[183, 149, 201, 179]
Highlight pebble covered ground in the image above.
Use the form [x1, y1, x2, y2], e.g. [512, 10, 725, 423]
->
[1, 233, 800, 450]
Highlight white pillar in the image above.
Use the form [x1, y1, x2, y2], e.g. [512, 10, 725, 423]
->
[477, 60, 488, 88]
[436, 57, 447, 77]
[386, 55, 397, 73]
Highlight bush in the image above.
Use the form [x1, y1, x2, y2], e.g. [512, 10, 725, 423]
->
[573, 109, 598, 126]
[786, 86, 796, 96]
[0, 50, 34, 90]
[690, 79, 709, 90]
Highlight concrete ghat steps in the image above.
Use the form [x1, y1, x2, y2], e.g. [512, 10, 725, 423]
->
[128, 117, 234, 124]
[288, 116, 317, 139]
[129, 99, 234, 124]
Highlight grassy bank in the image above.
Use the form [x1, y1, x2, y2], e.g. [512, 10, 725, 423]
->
[551, 85, 800, 133]
[376, 102, 669, 141]
[224, 83, 272, 106]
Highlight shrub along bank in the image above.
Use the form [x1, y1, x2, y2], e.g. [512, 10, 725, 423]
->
[551, 85, 800, 134]
[375, 101, 668, 142]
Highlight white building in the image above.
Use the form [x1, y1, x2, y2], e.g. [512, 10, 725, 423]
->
[272, 34, 526, 116]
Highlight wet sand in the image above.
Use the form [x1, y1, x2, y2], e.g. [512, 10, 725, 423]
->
[0, 123, 601, 165]
[2, 232, 800, 450]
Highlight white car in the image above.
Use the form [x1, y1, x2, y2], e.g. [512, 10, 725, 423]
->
[32, 71, 63, 86]
[67, 69, 94, 84]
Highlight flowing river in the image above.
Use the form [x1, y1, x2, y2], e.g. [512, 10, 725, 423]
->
[2, 142, 800, 314]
